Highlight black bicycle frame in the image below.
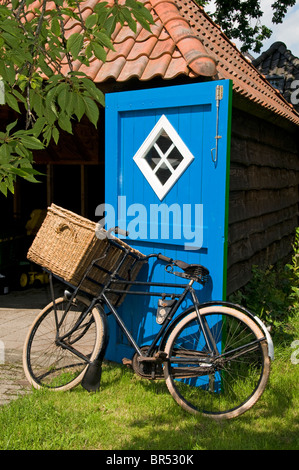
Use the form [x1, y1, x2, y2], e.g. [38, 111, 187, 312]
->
[49, 238, 218, 363]
[101, 279, 195, 358]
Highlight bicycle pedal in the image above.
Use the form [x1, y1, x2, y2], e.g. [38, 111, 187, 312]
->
[122, 357, 132, 367]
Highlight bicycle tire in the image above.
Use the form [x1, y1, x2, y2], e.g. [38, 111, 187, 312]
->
[164, 306, 270, 420]
[23, 296, 105, 391]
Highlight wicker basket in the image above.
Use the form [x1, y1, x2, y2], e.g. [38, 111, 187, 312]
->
[27, 204, 145, 305]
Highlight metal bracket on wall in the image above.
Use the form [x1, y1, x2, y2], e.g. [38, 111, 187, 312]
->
[211, 85, 223, 168]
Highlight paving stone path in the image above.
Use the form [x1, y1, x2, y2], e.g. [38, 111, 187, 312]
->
[0, 286, 54, 406]
[0, 361, 31, 406]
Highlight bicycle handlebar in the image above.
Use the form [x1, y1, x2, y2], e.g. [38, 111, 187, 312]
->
[141, 253, 174, 263]
[157, 253, 173, 263]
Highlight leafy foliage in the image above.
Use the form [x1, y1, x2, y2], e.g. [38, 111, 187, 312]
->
[229, 228, 299, 329]
[0, 0, 154, 195]
[0, 0, 295, 194]
[197, 0, 296, 53]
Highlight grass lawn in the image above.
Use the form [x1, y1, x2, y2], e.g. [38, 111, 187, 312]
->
[0, 313, 298, 450]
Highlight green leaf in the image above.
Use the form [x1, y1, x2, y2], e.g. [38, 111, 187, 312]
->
[121, 8, 137, 32]
[29, 90, 44, 117]
[0, 180, 8, 197]
[20, 135, 45, 150]
[52, 126, 59, 145]
[45, 83, 60, 110]
[58, 113, 73, 133]
[84, 43, 93, 60]
[82, 96, 99, 127]
[5, 92, 20, 113]
[72, 93, 85, 121]
[94, 31, 115, 50]
[51, 17, 61, 36]
[81, 78, 105, 106]
[91, 41, 107, 62]
[7, 166, 41, 183]
[0, 143, 11, 163]
[14, 143, 30, 158]
[44, 106, 58, 126]
[104, 15, 117, 36]
[32, 117, 47, 137]
[38, 59, 54, 79]
[12, 89, 26, 104]
[1, 18, 20, 37]
[85, 13, 98, 29]
[67, 32, 84, 59]
[57, 84, 69, 111]
[43, 125, 52, 146]
[11, 0, 19, 9]
[6, 173, 14, 194]
[132, 11, 152, 32]
[5, 120, 18, 134]
[5, 65, 16, 86]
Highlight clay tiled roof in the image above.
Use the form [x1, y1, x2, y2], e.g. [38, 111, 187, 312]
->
[60, 0, 217, 80]
[30, 0, 299, 126]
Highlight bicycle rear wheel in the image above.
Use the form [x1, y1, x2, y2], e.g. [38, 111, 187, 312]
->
[164, 306, 270, 420]
[23, 296, 105, 391]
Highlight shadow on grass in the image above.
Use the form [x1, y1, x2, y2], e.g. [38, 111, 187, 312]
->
[99, 361, 298, 451]
[1, 359, 297, 450]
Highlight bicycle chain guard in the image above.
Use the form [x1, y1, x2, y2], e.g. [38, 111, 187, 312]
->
[131, 347, 165, 380]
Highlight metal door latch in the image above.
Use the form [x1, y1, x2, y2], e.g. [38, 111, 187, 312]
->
[211, 85, 223, 168]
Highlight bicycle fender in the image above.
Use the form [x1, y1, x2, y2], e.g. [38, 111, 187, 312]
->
[81, 305, 110, 392]
[159, 301, 274, 361]
[198, 301, 274, 360]
[95, 304, 110, 362]
[252, 314, 274, 360]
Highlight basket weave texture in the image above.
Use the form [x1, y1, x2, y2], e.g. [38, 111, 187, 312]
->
[27, 204, 145, 305]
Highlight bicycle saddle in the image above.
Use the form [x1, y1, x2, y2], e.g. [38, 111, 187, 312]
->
[168, 260, 209, 285]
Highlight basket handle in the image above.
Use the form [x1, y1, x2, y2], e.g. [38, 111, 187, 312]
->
[55, 222, 77, 241]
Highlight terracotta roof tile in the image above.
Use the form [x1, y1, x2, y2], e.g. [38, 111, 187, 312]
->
[117, 55, 149, 81]
[150, 36, 175, 58]
[95, 56, 126, 81]
[164, 54, 189, 79]
[126, 35, 157, 60]
[141, 54, 172, 80]
[107, 37, 136, 61]
[179, 0, 299, 125]
[25, 0, 299, 126]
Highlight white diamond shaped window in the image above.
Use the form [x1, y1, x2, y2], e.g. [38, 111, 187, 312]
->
[133, 115, 195, 200]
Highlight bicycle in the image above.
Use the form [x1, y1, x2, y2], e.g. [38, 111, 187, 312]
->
[23, 227, 274, 420]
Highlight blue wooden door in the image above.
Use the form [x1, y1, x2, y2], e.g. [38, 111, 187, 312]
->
[103, 80, 232, 362]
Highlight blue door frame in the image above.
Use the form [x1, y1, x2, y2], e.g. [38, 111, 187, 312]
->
[103, 80, 232, 362]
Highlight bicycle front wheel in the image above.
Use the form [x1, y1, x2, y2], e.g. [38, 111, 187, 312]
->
[164, 306, 270, 420]
[23, 296, 105, 391]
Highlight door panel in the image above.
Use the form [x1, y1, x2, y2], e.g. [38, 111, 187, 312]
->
[104, 81, 232, 362]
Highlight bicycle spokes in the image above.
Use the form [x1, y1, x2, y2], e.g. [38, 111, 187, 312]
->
[165, 309, 269, 418]
[24, 298, 101, 390]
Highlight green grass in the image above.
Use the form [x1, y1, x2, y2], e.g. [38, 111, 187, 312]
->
[1, 312, 298, 450]
[1, 231, 299, 450]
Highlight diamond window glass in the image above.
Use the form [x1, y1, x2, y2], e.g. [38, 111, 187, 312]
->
[133, 115, 195, 200]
